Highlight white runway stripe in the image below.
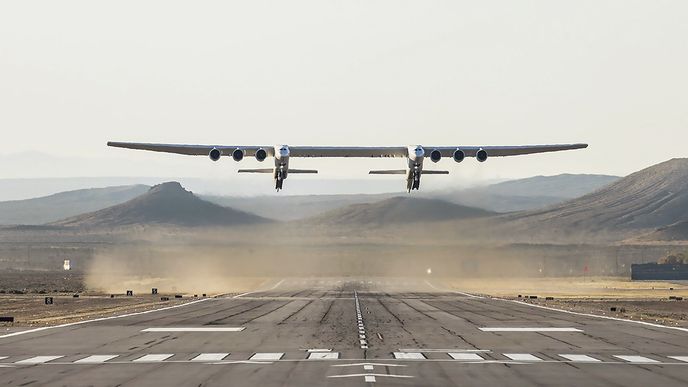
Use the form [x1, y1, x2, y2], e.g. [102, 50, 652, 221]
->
[142, 327, 244, 332]
[307, 352, 339, 360]
[614, 355, 659, 363]
[0, 356, 6, 361]
[364, 375, 376, 382]
[448, 353, 484, 361]
[133, 354, 174, 362]
[559, 354, 600, 362]
[480, 327, 582, 332]
[668, 356, 688, 363]
[503, 353, 543, 362]
[393, 352, 425, 360]
[75, 355, 119, 364]
[16, 356, 63, 364]
[191, 353, 229, 362]
[250, 353, 284, 361]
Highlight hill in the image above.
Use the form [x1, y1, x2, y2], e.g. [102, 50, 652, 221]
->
[53, 182, 269, 228]
[641, 221, 688, 242]
[0, 185, 150, 225]
[507, 159, 688, 235]
[434, 174, 619, 213]
[304, 196, 495, 226]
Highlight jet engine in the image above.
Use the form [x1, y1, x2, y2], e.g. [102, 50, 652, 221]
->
[232, 148, 245, 161]
[255, 148, 267, 162]
[453, 149, 465, 163]
[476, 149, 488, 162]
[430, 149, 442, 163]
[209, 148, 221, 161]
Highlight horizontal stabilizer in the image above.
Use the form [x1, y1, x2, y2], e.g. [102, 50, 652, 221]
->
[289, 169, 318, 174]
[422, 170, 449, 175]
[238, 168, 273, 173]
[369, 170, 406, 175]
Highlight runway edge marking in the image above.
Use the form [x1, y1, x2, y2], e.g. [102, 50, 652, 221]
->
[0, 298, 213, 340]
[233, 279, 285, 299]
[426, 280, 688, 334]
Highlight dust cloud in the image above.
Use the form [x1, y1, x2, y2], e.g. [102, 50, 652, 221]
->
[80, 222, 641, 295]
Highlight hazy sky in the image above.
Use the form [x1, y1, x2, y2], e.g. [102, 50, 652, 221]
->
[1, 1, 687, 193]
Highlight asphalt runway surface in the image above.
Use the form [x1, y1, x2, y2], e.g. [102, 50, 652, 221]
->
[1, 278, 687, 386]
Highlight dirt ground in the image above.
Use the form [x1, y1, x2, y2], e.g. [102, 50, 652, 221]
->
[0, 270, 266, 327]
[444, 277, 688, 328]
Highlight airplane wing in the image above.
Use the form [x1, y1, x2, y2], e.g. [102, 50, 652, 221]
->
[107, 142, 272, 157]
[427, 143, 588, 158]
[108, 142, 587, 158]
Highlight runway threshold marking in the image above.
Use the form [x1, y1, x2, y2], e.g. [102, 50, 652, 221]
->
[192, 353, 229, 361]
[448, 353, 484, 361]
[74, 355, 119, 364]
[141, 327, 245, 332]
[668, 356, 688, 363]
[134, 354, 174, 362]
[503, 353, 543, 362]
[308, 352, 339, 360]
[250, 353, 284, 361]
[393, 352, 426, 360]
[614, 355, 660, 363]
[559, 354, 600, 362]
[15, 356, 63, 364]
[480, 327, 582, 332]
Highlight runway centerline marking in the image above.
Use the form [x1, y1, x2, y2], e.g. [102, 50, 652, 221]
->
[75, 355, 119, 364]
[480, 327, 582, 332]
[141, 327, 245, 332]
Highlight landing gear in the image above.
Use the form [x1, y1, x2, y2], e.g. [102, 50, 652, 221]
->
[275, 169, 285, 191]
[407, 169, 421, 192]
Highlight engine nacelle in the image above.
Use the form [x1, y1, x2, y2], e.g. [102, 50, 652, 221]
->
[430, 149, 442, 163]
[209, 148, 221, 162]
[476, 149, 488, 162]
[453, 149, 465, 163]
[232, 148, 245, 162]
[255, 148, 267, 162]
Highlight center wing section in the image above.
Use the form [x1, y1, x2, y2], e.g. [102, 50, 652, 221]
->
[289, 146, 407, 158]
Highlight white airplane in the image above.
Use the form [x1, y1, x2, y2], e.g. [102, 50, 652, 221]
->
[107, 142, 588, 192]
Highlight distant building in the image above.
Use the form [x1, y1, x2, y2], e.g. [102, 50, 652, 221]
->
[631, 263, 688, 280]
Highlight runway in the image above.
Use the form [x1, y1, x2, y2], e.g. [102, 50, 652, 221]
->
[1, 278, 687, 386]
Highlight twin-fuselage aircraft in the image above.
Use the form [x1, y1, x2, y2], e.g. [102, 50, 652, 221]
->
[107, 142, 588, 192]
